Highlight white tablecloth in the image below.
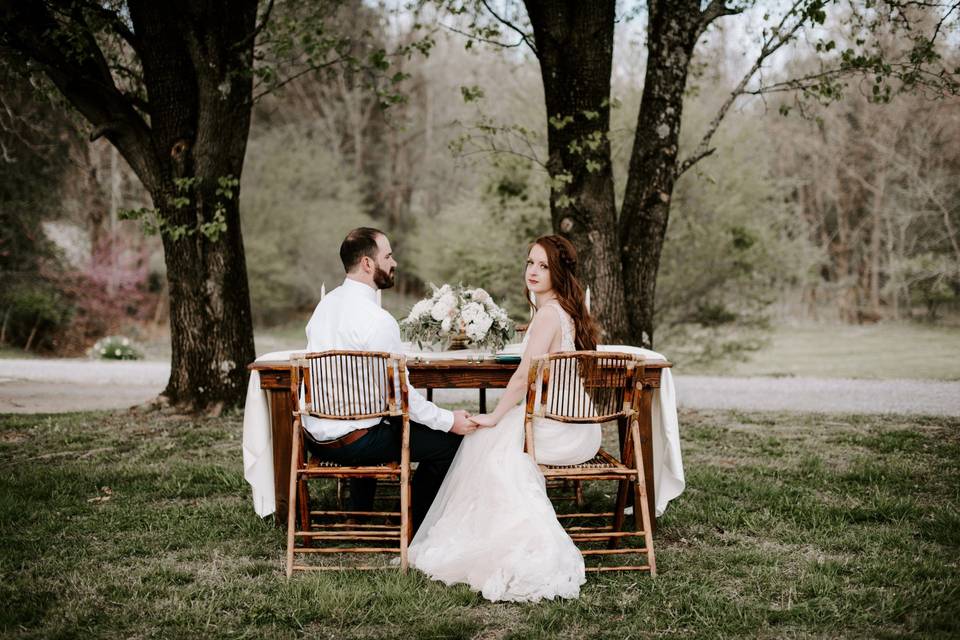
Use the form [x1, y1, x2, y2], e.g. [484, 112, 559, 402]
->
[242, 345, 685, 518]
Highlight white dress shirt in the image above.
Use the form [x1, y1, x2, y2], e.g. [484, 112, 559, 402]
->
[302, 277, 454, 441]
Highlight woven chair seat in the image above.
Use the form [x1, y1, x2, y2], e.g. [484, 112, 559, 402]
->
[306, 458, 399, 471]
[542, 448, 623, 470]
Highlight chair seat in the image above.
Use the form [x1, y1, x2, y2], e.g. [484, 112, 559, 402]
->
[541, 448, 633, 476]
[304, 458, 400, 476]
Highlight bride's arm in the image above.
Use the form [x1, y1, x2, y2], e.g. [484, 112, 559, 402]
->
[472, 308, 560, 427]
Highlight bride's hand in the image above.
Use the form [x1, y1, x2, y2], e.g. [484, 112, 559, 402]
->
[469, 414, 497, 429]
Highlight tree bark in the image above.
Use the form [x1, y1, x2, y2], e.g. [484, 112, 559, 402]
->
[618, 2, 704, 348]
[1, 0, 258, 411]
[523, 0, 629, 342]
[132, 1, 257, 410]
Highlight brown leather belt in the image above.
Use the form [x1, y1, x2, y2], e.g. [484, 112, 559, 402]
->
[309, 427, 370, 450]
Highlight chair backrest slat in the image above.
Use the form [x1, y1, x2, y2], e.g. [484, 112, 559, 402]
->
[531, 351, 643, 423]
[290, 350, 401, 420]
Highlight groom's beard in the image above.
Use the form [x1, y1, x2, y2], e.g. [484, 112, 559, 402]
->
[374, 266, 395, 290]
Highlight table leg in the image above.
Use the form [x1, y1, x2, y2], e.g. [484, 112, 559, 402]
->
[427, 388, 433, 402]
[638, 387, 657, 532]
[268, 389, 293, 526]
[479, 388, 486, 413]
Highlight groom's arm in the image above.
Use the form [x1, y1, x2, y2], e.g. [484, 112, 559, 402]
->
[370, 313, 454, 432]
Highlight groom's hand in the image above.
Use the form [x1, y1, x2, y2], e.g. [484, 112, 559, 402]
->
[450, 409, 477, 435]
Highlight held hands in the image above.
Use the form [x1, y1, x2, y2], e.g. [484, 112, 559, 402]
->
[468, 413, 497, 429]
[450, 410, 498, 435]
[450, 409, 477, 435]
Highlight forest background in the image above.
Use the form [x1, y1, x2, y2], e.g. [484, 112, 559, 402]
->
[2, 0, 958, 369]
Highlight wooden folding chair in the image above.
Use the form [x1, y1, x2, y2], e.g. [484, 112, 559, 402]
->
[523, 351, 656, 575]
[286, 350, 412, 576]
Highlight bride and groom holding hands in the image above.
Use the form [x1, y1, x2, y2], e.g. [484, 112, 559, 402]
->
[303, 226, 608, 602]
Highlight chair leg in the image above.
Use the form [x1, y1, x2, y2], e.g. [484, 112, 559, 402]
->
[297, 477, 311, 547]
[286, 420, 303, 578]
[631, 419, 656, 577]
[574, 480, 584, 508]
[633, 475, 656, 576]
[610, 478, 630, 549]
[399, 472, 411, 572]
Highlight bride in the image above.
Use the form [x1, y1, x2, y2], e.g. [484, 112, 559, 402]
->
[408, 234, 602, 602]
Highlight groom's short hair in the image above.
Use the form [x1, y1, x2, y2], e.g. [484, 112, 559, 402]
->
[340, 227, 385, 272]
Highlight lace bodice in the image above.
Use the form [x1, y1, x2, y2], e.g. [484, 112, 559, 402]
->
[522, 302, 576, 352]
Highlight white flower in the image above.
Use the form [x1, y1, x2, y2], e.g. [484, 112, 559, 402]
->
[465, 313, 493, 340]
[439, 292, 456, 309]
[440, 317, 452, 333]
[409, 299, 432, 320]
[114, 348, 122, 356]
[122, 338, 130, 346]
[431, 300, 451, 321]
[460, 302, 483, 324]
[473, 289, 490, 303]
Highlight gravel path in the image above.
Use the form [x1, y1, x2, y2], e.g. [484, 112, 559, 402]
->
[1, 358, 958, 416]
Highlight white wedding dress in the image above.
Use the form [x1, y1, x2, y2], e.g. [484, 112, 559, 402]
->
[408, 303, 601, 602]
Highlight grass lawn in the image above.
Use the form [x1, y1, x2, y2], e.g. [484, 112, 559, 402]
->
[1, 409, 957, 639]
[664, 322, 960, 380]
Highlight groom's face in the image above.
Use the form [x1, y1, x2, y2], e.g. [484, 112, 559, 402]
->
[371, 234, 397, 290]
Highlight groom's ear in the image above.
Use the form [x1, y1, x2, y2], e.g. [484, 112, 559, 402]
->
[360, 254, 375, 274]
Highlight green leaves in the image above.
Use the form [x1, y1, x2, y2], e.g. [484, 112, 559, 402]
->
[460, 85, 485, 103]
[548, 114, 574, 130]
[118, 174, 237, 242]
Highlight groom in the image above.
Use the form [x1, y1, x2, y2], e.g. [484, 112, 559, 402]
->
[302, 227, 477, 533]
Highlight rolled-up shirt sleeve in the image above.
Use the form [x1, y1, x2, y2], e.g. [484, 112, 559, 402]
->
[370, 312, 454, 432]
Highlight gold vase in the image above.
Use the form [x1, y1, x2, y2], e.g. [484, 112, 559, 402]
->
[447, 332, 470, 350]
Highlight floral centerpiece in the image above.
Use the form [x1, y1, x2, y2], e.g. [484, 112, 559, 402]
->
[401, 284, 515, 351]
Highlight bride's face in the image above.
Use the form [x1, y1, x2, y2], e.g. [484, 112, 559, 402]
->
[525, 244, 552, 296]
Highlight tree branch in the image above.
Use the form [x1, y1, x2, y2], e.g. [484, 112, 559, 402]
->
[479, 0, 538, 56]
[698, 1, 742, 38]
[677, 0, 808, 178]
[78, 0, 144, 57]
[252, 55, 348, 101]
[439, 22, 527, 48]
[0, 0, 157, 187]
[234, 0, 274, 51]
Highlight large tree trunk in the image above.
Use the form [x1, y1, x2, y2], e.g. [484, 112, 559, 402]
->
[131, 1, 257, 410]
[1, 0, 258, 411]
[618, 2, 703, 349]
[524, 0, 629, 342]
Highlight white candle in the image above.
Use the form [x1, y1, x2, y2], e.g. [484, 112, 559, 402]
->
[585, 286, 591, 312]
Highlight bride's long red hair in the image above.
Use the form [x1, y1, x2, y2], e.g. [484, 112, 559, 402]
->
[526, 235, 598, 351]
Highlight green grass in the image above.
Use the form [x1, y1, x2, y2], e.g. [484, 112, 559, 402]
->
[667, 322, 960, 380]
[2, 409, 958, 638]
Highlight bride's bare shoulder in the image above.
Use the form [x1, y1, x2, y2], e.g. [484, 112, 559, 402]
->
[528, 304, 562, 335]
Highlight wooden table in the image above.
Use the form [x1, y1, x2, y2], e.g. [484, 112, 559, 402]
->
[249, 357, 670, 526]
